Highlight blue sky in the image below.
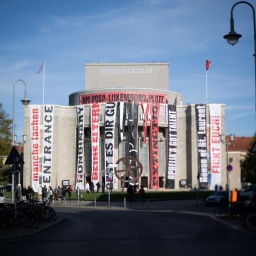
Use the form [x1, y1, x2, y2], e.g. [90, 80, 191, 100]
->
[0, 0, 255, 142]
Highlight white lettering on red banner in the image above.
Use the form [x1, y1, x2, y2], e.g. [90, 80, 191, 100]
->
[150, 103, 160, 189]
[209, 104, 221, 190]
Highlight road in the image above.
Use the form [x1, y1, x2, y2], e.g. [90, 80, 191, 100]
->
[1, 201, 256, 256]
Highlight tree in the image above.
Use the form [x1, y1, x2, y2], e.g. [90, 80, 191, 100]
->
[0, 103, 12, 182]
[240, 136, 256, 185]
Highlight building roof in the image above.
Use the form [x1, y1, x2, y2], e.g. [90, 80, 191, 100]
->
[228, 136, 253, 152]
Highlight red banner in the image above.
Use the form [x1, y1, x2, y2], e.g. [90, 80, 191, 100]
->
[149, 103, 160, 189]
[91, 103, 100, 183]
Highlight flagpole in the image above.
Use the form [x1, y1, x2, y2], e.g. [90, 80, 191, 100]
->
[206, 69, 208, 105]
[42, 61, 45, 105]
[205, 60, 211, 190]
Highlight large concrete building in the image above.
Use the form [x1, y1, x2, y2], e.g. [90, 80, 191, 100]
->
[23, 62, 240, 192]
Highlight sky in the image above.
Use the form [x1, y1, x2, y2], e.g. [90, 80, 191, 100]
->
[0, 0, 255, 142]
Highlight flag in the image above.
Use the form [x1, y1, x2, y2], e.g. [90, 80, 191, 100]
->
[206, 60, 211, 70]
[36, 62, 44, 74]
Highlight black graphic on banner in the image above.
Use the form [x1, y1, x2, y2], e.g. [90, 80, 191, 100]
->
[166, 104, 177, 189]
[127, 102, 138, 185]
[195, 104, 208, 186]
[118, 102, 126, 144]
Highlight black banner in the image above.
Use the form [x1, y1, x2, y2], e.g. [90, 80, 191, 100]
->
[195, 104, 207, 186]
[166, 104, 177, 189]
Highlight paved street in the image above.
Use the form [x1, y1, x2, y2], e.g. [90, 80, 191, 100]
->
[0, 199, 255, 256]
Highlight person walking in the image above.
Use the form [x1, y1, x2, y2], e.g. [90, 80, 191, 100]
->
[48, 186, 53, 203]
[76, 186, 81, 200]
[67, 185, 72, 200]
[127, 185, 134, 202]
[38, 185, 42, 202]
[96, 182, 101, 193]
[139, 185, 145, 203]
[85, 182, 90, 193]
[90, 181, 95, 193]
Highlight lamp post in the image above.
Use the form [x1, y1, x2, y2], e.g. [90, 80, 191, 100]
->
[220, 134, 235, 207]
[223, 1, 256, 133]
[12, 79, 30, 203]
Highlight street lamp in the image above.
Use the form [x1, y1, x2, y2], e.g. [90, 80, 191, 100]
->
[12, 79, 30, 203]
[220, 134, 235, 207]
[223, 1, 256, 133]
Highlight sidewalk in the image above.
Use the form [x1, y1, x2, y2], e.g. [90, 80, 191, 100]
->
[0, 199, 255, 240]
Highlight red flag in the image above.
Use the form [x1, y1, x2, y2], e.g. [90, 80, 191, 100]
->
[36, 62, 44, 74]
[206, 60, 211, 70]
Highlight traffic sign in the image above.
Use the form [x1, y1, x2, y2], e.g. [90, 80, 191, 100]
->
[5, 146, 24, 165]
[226, 164, 233, 172]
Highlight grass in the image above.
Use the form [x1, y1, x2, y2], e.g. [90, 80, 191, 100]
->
[3, 189, 214, 202]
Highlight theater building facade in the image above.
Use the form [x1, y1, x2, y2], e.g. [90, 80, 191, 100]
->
[23, 63, 230, 192]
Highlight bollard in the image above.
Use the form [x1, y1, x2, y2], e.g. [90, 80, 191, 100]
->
[94, 197, 96, 207]
[124, 197, 126, 208]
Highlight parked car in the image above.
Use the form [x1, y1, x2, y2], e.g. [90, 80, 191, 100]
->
[0, 192, 6, 204]
[205, 191, 229, 206]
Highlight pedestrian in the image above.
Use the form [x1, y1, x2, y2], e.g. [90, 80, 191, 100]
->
[42, 185, 47, 200]
[57, 186, 62, 204]
[61, 185, 66, 200]
[22, 186, 27, 201]
[38, 184, 42, 202]
[67, 185, 72, 200]
[90, 181, 95, 193]
[76, 186, 81, 200]
[139, 185, 145, 203]
[102, 181, 105, 193]
[54, 187, 58, 202]
[85, 182, 90, 193]
[49, 186, 53, 203]
[96, 182, 100, 193]
[127, 184, 134, 202]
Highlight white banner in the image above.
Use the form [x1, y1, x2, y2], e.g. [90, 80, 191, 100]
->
[42, 105, 54, 189]
[30, 105, 41, 192]
[91, 103, 100, 186]
[209, 104, 222, 190]
[104, 102, 117, 189]
[76, 106, 85, 190]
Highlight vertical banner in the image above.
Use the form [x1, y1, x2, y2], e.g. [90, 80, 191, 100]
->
[141, 102, 149, 143]
[209, 104, 221, 190]
[127, 102, 138, 159]
[42, 105, 54, 189]
[91, 103, 100, 186]
[30, 105, 41, 192]
[195, 104, 207, 186]
[104, 102, 117, 189]
[76, 106, 85, 190]
[149, 103, 160, 189]
[166, 104, 177, 189]
[127, 102, 138, 186]
[118, 102, 125, 143]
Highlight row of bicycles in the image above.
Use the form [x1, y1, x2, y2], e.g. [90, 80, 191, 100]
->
[0, 199, 57, 230]
[215, 202, 256, 231]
